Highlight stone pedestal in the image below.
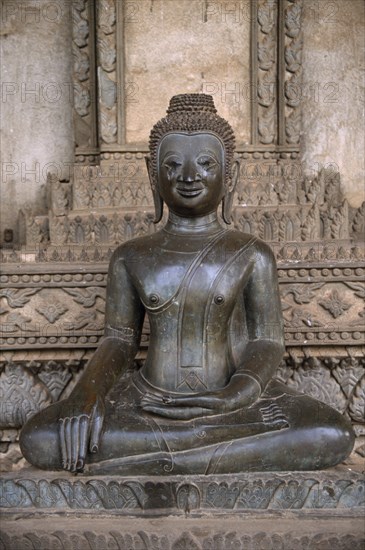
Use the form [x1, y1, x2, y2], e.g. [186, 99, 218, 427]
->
[1, 464, 364, 549]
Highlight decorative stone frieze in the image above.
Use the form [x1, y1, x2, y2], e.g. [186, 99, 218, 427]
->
[0, 528, 363, 550]
[1, 470, 364, 511]
[1, 468, 364, 548]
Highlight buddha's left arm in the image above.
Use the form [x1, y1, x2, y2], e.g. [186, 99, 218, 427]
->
[236, 240, 285, 387]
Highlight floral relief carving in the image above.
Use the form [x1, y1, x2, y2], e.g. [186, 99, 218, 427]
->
[0, 364, 51, 428]
[351, 202, 364, 238]
[36, 298, 69, 324]
[283, 307, 322, 328]
[319, 290, 352, 319]
[25, 215, 49, 245]
[98, 0, 116, 35]
[98, 37, 116, 72]
[0, 312, 37, 333]
[72, 0, 90, 120]
[348, 376, 365, 423]
[97, 0, 118, 144]
[37, 362, 73, 401]
[332, 359, 364, 399]
[74, 82, 91, 117]
[94, 215, 115, 243]
[256, 0, 277, 145]
[63, 287, 105, 308]
[68, 215, 92, 244]
[100, 109, 118, 144]
[72, 1, 89, 48]
[0, 530, 364, 550]
[286, 359, 347, 412]
[71, 0, 98, 150]
[0, 289, 39, 308]
[235, 206, 319, 242]
[284, 0, 303, 145]
[73, 46, 89, 82]
[64, 310, 104, 332]
[345, 282, 365, 300]
[281, 283, 324, 305]
[50, 179, 71, 216]
[49, 216, 69, 245]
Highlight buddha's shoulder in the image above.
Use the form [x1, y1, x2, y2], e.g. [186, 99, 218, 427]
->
[108, 233, 164, 263]
[226, 230, 276, 260]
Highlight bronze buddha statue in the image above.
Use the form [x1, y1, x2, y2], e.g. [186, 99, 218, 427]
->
[20, 94, 354, 475]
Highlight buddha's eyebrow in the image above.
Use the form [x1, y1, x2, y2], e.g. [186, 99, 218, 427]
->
[162, 151, 181, 158]
[197, 149, 220, 160]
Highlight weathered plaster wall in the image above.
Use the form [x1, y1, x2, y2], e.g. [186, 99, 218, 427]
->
[124, 0, 251, 144]
[0, 0, 74, 243]
[301, 0, 365, 207]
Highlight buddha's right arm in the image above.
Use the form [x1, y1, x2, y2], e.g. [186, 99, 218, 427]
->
[58, 248, 144, 471]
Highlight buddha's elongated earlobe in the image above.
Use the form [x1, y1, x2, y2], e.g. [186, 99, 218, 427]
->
[145, 156, 163, 223]
[222, 159, 239, 224]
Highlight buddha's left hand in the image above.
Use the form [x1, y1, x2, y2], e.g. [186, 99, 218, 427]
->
[141, 374, 261, 419]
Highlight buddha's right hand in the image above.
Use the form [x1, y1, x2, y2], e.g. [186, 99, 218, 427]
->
[58, 395, 105, 473]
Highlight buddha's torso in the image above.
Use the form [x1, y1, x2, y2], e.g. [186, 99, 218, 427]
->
[124, 227, 256, 393]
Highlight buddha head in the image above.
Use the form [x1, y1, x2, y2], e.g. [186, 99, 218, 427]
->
[146, 94, 238, 223]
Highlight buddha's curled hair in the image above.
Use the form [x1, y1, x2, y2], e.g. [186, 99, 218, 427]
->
[149, 94, 236, 187]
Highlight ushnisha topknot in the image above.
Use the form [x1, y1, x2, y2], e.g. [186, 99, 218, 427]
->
[166, 94, 218, 115]
[149, 93, 235, 187]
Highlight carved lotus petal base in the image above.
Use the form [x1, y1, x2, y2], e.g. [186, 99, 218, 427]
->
[1, 468, 364, 549]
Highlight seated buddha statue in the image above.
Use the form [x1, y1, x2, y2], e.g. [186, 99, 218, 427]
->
[20, 94, 354, 475]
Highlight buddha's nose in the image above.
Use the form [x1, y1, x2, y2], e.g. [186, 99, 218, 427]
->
[179, 160, 198, 183]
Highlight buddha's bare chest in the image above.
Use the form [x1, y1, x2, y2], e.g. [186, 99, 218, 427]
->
[128, 245, 253, 311]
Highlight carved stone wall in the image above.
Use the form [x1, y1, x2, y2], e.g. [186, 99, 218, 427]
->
[1, 0, 364, 471]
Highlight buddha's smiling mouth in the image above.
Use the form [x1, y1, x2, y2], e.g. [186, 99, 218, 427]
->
[176, 185, 204, 198]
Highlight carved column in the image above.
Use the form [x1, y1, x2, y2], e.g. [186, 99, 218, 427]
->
[251, 0, 278, 146]
[72, 0, 98, 160]
[96, 0, 119, 147]
[278, 0, 303, 147]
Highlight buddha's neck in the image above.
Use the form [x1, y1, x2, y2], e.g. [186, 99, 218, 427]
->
[163, 211, 224, 236]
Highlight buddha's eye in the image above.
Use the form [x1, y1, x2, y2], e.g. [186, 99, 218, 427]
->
[163, 157, 182, 171]
[197, 156, 218, 171]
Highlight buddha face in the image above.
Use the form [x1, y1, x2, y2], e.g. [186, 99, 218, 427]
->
[157, 132, 225, 217]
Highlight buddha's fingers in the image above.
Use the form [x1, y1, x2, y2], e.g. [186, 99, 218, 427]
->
[70, 417, 80, 473]
[143, 404, 211, 419]
[63, 417, 72, 470]
[59, 419, 67, 469]
[89, 398, 104, 454]
[173, 394, 216, 409]
[141, 396, 165, 407]
[77, 415, 89, 471]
